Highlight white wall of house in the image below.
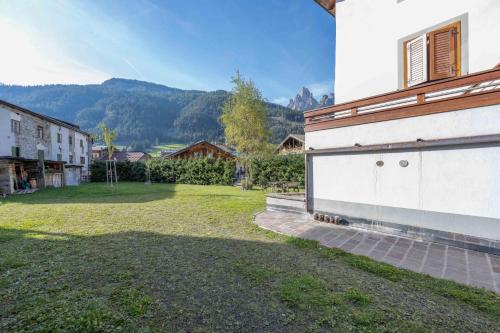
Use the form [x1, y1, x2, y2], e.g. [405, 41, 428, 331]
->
[306, 105, 500, 240]
[335, 0, 500, 103]
[0, 106, 15, 156]
[309, 145, 500, 240]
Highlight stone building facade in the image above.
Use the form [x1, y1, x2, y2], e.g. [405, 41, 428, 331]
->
[0, 99, 92, 194]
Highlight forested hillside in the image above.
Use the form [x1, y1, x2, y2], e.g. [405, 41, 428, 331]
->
[0, 78, 303, 148]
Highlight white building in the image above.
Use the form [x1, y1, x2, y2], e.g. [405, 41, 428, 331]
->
[0, 99, 92, 194]
[305, 0, 500, 252]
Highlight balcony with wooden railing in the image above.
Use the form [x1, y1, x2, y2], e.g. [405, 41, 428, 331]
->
[305, 68, 500, 132]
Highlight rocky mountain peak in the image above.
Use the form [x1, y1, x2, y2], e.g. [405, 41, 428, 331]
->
[319, 93, 335, 107]
[287, 87, 318, 111]
[287, 87, 334, 111]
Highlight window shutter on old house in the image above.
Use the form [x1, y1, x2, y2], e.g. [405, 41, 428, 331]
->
[429, 23, 459, 80]
[406, 34, 427, 87]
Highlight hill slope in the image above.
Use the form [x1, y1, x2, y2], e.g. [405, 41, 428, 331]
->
[0, 78, 304, 147]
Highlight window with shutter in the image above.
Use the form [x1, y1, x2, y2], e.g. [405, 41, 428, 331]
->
[403, 21, 461, 88]
[429, 22, 460, 80]
[405, 34, 427, 87]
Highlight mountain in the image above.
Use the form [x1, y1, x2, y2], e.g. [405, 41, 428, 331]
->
[0, 78, 304, 148]
[319, 93, 335, 108]
[287, 87, 318, 111]
[287, 87, 334, 111]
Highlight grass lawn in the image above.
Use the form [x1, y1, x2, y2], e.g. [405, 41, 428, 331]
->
[1, 183, 499, 332]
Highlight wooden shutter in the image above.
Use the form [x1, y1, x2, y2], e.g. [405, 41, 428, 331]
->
[405, 34, 427, 87]
[429, 22, 460, 80]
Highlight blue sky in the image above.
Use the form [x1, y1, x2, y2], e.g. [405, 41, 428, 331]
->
[0, 0, 335, 104]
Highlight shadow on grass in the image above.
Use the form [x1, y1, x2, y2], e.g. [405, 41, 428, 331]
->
[0, 182, 178, 205]
[1, 227, 499, 332]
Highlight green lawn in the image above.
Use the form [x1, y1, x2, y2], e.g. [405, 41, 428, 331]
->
[0, 183, 499, 332]
[147, 144, 186, 157]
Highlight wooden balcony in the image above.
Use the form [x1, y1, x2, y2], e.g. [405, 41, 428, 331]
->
[305, 68, 500, 132]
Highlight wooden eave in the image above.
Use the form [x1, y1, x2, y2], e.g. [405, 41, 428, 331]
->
[313, 0, 336, 16]
[167, 141, 235, 159]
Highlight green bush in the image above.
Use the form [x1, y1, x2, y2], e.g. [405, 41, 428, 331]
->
[146, 158, 234, 185]
[250, 154, 304, 187]
[90, 161, 147, 182]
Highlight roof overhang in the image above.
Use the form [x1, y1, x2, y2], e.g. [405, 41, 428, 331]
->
[166, 141, 235, 159]
[65, 164, 84, 168]
[313, 0, 336, 16]
[0, 156, 38, 163]
[277, 134, 305, 149]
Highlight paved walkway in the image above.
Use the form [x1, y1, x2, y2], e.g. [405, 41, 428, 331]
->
[255, 211, 500, 293]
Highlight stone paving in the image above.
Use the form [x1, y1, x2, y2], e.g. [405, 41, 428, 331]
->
[255, 210, 500, 293]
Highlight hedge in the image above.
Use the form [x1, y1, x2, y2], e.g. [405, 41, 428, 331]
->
[90, 154, 305, 187]
[90, 161, 147, 182]
[147, 158, 234, 185]
[250, 154, 304, 187]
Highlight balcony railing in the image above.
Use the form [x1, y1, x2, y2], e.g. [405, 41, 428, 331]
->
[305, 68, 500, 132]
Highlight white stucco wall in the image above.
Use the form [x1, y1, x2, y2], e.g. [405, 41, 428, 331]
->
[0, 106, 15, 156]
[306, 106, 500, 239]
[335, 0, 500, 103]
[310, 145, 500, 240]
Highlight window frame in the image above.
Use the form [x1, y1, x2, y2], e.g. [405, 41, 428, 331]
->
[11, 119, 21, 134]
[37, 126, 44, 139]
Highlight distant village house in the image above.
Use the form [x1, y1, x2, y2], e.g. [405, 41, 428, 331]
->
[92, 146, 150, 162]
[276, 134, 305, 155]
[162, 141, 235, 160]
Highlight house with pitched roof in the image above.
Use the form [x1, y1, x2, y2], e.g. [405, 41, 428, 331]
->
[276, 134, 305, 155]
[162, 141, 235, 160]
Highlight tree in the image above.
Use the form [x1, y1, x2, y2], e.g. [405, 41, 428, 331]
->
[221, 72, 271, 189]
[99, 123, 117, 159]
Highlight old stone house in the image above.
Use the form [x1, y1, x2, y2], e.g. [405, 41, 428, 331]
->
[0, 99, 92, 194]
